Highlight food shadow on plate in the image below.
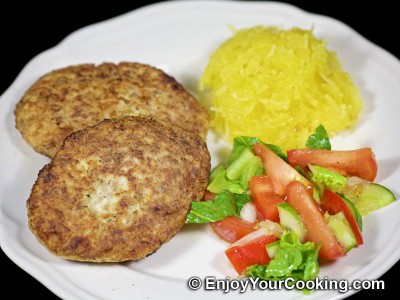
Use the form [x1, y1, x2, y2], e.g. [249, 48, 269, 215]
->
[358, 199, 400, 261]
[324, 23, 377, 115]
[375, 156, 400, 182]
[3, 96, 50, 163]
[17, 229, 73, 265]
[0, 158, 45, 225]
[123, 224, 220, 282]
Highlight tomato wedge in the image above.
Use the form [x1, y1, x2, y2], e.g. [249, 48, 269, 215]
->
[211, 216, 256, 243]
[286, 181, 346, 260]
[253, 143, 313, 197]
[225, 235, 277, 274]
[287, 148, 377, 182]
[321, 190, 363, 246]
[203, 190, 217, 201]
[249, 175, 285, 222]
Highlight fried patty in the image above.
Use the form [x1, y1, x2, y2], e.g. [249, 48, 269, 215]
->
[15, 62, 209, 157]
[27, 116, 211, 262]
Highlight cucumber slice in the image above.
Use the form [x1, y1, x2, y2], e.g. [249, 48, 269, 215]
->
[266, 240, 280, 259]
[340, 195, 363, 231]
[326, 211, 356, 252]
[277, 203, 306, 242]
[344, 183, 396, 216]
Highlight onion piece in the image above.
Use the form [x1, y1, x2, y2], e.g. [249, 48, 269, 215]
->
[343, 176, 370, 196]
[346, 176, 369, 187]
[230, 227, 269, 248]
[240, 202, 257, 223]
[257, 219, 284, 239]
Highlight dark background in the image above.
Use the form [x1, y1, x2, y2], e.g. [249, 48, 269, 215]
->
[1, 1, 398, 299]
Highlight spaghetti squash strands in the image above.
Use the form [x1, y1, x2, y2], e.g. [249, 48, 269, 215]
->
[199, 26, 363, 150]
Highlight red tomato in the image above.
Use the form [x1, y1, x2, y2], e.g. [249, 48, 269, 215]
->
[286, 181, 346, 260]
[249, 175, 275, 193]
[211, 216, 256, 244]
[203, 190, 216, 201]
[225, 235, 277, 274]
[287, 148, 377, 182]
[253, 143, 313, 197]
[249, 175, 285, 222]
[321, 190, 363, 246]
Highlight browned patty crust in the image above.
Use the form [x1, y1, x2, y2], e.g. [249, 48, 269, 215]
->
[27, 116, 211, 262]
[15, 62, 209, 157]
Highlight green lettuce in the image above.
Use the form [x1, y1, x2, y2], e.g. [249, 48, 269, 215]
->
[226, 148, 264, 189]
[207, 168, 246, 194]
[228, 136, 287, 163]
[246, 231, 320, 283]
[186, 191, 250, 224]
[207, 136, 287, 194]
[207, 147, 263, 194]
[309, 164, 347, 191]
[306, 124, 331, 150]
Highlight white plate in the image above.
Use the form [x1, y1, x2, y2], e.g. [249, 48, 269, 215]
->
[1, 1, 400, 299]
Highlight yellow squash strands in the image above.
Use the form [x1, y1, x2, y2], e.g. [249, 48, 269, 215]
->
[199, 26, 363, 150]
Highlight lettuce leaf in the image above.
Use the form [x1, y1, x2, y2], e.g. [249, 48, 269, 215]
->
[246, 231, 320, 283]
[208, 148, 263, 193]
[207, 136, 288, 194]
[228, 136, 287, 163]
[306, 124, 331, 150]
[207, 168, 246, 194]
[186, 191, 250, 223]
[309, 164, 347, 191]
[226, 148, 264, 189]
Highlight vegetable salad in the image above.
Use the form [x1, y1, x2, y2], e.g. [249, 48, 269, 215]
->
[186, 125, 395, 289]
